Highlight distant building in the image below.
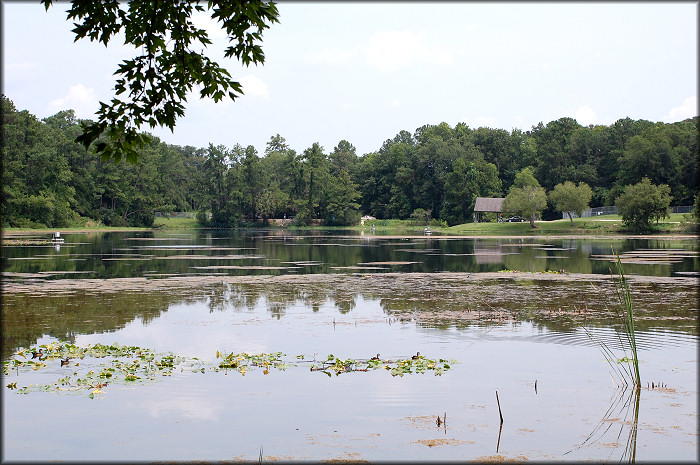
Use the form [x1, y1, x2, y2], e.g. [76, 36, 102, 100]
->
[360, 215, 376, 225]
[473, 197, 504, 222]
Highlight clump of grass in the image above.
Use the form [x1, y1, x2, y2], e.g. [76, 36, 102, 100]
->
[611, 250, 641, 389]
[581, 248, 641, 390]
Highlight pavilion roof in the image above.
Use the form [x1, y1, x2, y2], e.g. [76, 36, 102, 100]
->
[473, 197, 505, 212]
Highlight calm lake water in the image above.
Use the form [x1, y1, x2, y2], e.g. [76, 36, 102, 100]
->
[2, 230, 698, 462]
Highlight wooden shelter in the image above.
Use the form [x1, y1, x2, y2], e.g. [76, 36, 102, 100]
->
[473, 197, 505, 222]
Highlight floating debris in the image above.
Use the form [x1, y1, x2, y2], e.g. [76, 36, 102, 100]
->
[3, 342, 456, 397]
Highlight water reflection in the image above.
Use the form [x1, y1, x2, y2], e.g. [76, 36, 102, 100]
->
[2, 281, 696, 461]
[3, 275, 697, 358]
[2, 231, 697, 461]
[565, 387, 640, 463]
[2, 231, 698, 279]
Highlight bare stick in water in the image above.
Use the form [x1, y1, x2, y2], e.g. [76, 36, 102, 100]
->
[496, 390, 503, 424]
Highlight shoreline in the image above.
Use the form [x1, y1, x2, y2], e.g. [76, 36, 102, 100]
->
[2, 228, 697, 241]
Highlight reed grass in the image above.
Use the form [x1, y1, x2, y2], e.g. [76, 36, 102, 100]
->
[610, 249, 641, 390]
[580, 248, 641, 390]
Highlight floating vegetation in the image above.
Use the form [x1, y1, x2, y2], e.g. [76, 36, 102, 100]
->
[356, 261, 419, 266]
[190, 265, 298, 270]
[214, 351, 295, 375]
[2, 342, 205, 398]
[590, 249, 698, 265]
[498, 269, 566, 274]
[2, 239, 57, 246]
[308, 353, 453, 377]
[3, 342, 455, 397]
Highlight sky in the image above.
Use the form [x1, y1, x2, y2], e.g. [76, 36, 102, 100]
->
[2, 2, 697, 156]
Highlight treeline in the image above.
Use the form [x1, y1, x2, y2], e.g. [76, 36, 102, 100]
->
[2, 95, 698, 228]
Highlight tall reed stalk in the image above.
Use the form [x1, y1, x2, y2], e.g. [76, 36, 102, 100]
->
[581, 248, 641, 390]
[610, 250, 641, 390]
[570, 250, 641, 462]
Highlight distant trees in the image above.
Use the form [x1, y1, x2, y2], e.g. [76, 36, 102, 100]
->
[502, 168, 547, 228]
[195, 138, 362, 227]
[325, 141, 361, 226]
[2, 94, 698, 230]
[2, 100, 77, 228]
[3, 95, 193, 228]
[616, 178, 672, 233]
[549, 181, 593, 225]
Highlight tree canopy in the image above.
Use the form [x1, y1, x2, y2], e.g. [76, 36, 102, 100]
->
[2, 95, 697, 229]
[41, 0, 280, 164]
[549, 181, 593, 225]
[616, 178, 673, 233]
[502, 168, 548, 228]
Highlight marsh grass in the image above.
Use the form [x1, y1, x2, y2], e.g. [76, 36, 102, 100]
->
[569, 255, 643, 462]
[611, 253, 641, 390]
[580, 249, 641, 390]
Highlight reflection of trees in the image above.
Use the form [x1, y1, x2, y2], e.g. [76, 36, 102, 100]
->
[4, 274, 696, 360]
[207, 283, 260, 313]
[5, 233, 695, 279]
[198, 282, 357, 317]
[2, 292, 176, 359]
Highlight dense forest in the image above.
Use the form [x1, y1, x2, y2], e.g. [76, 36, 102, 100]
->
[2, 95, 698, 228]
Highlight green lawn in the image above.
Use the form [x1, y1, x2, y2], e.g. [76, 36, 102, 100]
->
[4, 213, 696, 236]
[445, 213, 696, 235]
[153, 216, 201, 229]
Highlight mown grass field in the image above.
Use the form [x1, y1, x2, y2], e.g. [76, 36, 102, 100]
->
[3, 213, 696, 236]
[445, 213, 697, 235]
[354, 213, 696, 236]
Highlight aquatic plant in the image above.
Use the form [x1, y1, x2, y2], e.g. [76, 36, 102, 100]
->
[580, 249, 641, 390]
[306, 353, 453, 377]
[214, 351, 291, 375]
[610, 252, 641, 389]
[571, 249, 642, 462]
[3, 342, 455, 397]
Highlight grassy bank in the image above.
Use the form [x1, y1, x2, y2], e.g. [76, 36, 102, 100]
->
[355, 213, 696, 236]
[1, 216, 199, 235]
[153, 216, 201, 229]
[459, 214, 697, 235]
[3, 213, 696, 236]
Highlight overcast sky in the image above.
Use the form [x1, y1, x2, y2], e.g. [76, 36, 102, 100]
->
[3, 2, 697, 156]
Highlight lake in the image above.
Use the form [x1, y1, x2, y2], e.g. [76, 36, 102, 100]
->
[2, 230, 698, 462]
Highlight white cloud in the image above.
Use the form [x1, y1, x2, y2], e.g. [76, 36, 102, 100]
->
[390, 99, 400, 108]
[365, 30, 452, 73]
[573, 106, 598, 126]
[239, 75, 269, 99]
[47, 84, 98, 118]
[663, 96, 697, 122]
[305, 48, 357, 66]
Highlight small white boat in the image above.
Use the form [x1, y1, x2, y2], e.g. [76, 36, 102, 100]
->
[51, 232, 64, 243]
